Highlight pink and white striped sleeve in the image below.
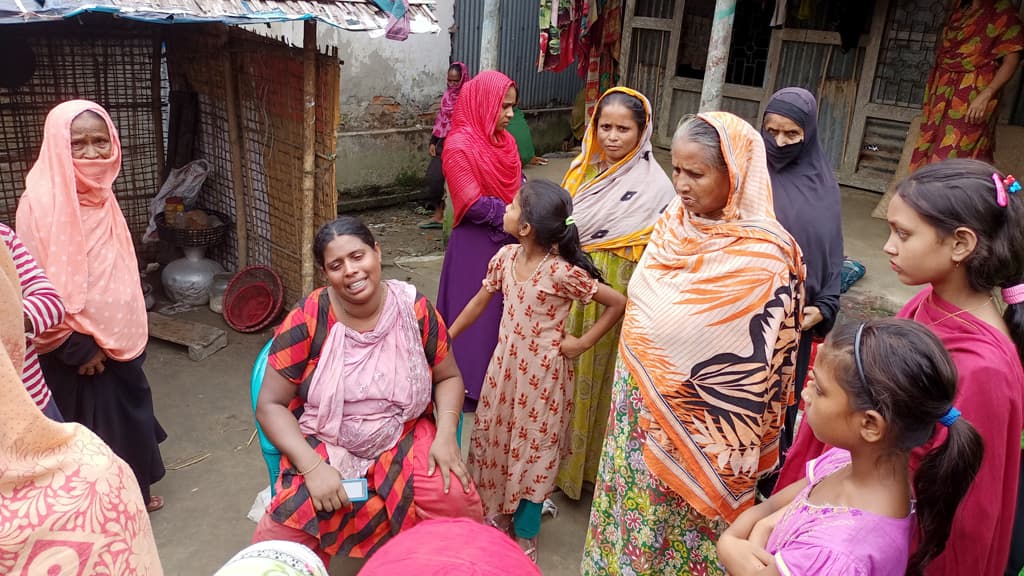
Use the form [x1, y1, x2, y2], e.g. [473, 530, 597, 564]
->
[0, 225, 65, 337]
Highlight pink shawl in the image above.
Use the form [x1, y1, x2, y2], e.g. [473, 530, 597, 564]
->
[16, 100, 147, 361]
[432, 62, 469, 139]
[298, 280, 432, 479]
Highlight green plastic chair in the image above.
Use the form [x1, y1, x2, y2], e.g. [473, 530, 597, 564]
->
[249, 340, 281, 495]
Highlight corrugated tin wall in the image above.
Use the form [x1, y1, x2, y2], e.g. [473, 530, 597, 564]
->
[452, 1, 583, 108]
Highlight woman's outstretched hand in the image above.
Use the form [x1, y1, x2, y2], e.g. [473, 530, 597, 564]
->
[428, 435, 471, 495]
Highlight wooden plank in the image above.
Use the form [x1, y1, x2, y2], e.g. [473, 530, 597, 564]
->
[151, 31, 165, 180]
[721, 83, 764, 102]
[631, 16, 674, 31]
[862, 102, 922, 123]
[656, 0, 687, 141]
[759, 27, 785, 120]
[670, 77, 762, 102]
[618, 0, 639, 87]
[148, 313, 227, 362]
[778, 29, 843, 46]
[300, 20, 317, 294]
[841, 0, 891, 174]
[671, 76, 703, 92]
[224, 45, 248, 268]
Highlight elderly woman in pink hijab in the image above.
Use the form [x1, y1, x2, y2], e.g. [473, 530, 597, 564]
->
[16, 100, 167, 513]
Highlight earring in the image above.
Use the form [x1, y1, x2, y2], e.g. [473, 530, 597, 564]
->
[953, 259, 961, 270]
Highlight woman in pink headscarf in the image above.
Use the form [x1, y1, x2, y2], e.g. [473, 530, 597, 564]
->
[16, 100, 167, 513]
[419, 62, 469, 229]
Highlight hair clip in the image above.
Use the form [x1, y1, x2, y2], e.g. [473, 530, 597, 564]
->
[565, 216, 576, 226]
[993, 173, 1009, 207]
[1005, 174, 1021, 194]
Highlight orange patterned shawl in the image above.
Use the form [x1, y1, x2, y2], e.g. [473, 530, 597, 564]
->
[621, 112, 804, 523]
[0, 243, 162, 573]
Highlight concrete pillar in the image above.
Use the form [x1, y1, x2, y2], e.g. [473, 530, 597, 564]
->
[480, 0, 501, 71]
[699, 0, 737, 112]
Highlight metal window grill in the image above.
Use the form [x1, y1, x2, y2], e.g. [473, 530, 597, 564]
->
[871, 0, 946, 108]
[634, 0, 675, 20]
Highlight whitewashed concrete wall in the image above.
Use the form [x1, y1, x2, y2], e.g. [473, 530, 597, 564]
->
[246, 0, 455, 131]
[245, 2, 454, 193]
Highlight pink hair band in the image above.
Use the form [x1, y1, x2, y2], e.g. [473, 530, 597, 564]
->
[1003, 284, 1024, 305]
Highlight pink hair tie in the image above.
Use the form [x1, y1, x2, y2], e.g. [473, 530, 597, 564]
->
[1002, 284, 1024, 305]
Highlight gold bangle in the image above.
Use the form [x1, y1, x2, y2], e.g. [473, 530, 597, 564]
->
[297, 458, 324, 476]
[439, 409, 460, 419]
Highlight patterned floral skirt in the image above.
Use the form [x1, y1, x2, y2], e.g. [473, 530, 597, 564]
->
[581, 359, 727, 575]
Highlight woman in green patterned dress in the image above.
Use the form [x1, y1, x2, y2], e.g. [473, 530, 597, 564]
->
[555, 87, 674, 500]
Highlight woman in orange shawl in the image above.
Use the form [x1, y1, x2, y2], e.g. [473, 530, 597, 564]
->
[16, 100, 167, 512]
[0, 241, 163, 575]
[581, 112, 803, 575]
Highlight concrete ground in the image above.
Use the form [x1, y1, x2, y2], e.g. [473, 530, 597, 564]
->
[147, 155, 918, 574]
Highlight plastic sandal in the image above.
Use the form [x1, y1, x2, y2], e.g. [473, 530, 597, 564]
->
[517, 536, 538, 562]
[418, 220, 443, 230]
[146, 495, 165, 513]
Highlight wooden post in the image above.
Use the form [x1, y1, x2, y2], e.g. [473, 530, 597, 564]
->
[224, 43, 249, 269]
[699, 0, 737, 112]
[300, 20, 318, 294]
[151, 31, 165, 180]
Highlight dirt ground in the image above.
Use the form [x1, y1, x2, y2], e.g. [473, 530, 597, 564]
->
[345, 202, 446, 259]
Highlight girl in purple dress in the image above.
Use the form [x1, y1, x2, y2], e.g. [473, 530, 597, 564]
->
[718, 318, 983, 575]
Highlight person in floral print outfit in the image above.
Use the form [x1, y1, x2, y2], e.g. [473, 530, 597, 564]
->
[450, 179, 626, 561]
[910, 0, 1024, 171]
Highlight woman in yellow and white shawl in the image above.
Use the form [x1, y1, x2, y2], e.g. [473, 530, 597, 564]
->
[581, 112, 804, 575]
[555, 87, 674, 500]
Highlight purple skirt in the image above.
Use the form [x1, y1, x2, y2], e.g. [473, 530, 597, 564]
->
[437, 221, 513, 412]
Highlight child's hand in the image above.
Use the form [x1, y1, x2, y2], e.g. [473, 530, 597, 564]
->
[560, 335, 587, 359]
[749, 507, 785, 549]
[717, 533, 773, 576]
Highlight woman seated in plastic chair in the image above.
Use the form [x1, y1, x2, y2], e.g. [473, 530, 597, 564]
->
[253, 216, 483, 568]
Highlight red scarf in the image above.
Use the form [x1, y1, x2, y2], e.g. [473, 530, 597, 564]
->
[441, 71, 521, 226]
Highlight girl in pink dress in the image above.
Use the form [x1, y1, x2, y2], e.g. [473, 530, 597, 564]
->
[449, 179, 626, 560]
[718, 318, 984, 575]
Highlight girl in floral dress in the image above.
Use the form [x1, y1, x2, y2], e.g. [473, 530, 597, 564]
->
[449, 179, 626, 561]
